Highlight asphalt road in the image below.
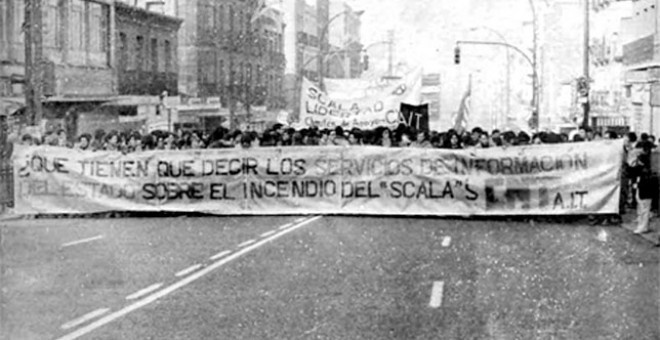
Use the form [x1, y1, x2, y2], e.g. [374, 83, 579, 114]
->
[1, 215, 658, 340]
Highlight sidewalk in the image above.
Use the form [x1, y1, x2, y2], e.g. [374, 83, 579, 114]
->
[619, 211, 660, 246]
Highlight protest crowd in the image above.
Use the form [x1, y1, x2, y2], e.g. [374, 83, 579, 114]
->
[13, 123, 659, 232]
[16, 123, 658, 151]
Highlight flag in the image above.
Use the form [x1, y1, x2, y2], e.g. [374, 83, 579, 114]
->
[453, 75, 471, 131]
[400, 103, 429, 131]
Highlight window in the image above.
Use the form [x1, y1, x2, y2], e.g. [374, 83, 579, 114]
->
[136, 36, 144, 71]
[69, 0, 85, 51]
[43, 0, 61, 48]
[0, 0, 6, 44]
[257, 65, 262, 86]
[118, 32, 127, 70]
[219, 59, 225, 88]
[198, 50, 216, 85]
[218, 5, 225, 32]
[12, 0, 24, 44]
[238, 10, 243, 33]
[151, 38, 158, 72]
[229, 6, 234, 32]
[247, 63, 252, 85]
[164, 40, 172, 72]
[88, 1, 106, 52]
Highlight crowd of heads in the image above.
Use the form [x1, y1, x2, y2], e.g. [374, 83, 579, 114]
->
[17, 123, 658, 153]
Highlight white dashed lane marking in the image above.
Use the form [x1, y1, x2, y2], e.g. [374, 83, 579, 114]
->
[429, 281, 445, 308]
[175, 264, 203, 278]
[279, 223, 293, 230]
[126, 283, 163, 301]
[260, 230, 277, 238]
[210, 250, 231, 261]
[61, 308, 110, 330]
[441, 237, 451, 247]
[237, 239, 256, 248]
[55, 216, 323, 340]
[61, 235, 105, 248]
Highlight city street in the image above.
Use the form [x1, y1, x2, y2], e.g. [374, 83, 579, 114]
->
[1, 215, 658, 340]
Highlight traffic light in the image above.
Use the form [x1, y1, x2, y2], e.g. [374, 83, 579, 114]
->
[363, 54, 369, 70]
[454, 46, 461, 64]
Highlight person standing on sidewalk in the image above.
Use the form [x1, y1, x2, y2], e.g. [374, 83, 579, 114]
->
[632, 142, 654, 234]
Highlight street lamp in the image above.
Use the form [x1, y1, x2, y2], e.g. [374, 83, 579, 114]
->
[469, 26, 511, 128]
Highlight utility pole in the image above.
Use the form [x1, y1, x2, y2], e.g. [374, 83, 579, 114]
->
[25, 0, 44, 126]
[528, 0, 539, 130]
[582, 0, 590, 128]
[387, 30, 394, 78]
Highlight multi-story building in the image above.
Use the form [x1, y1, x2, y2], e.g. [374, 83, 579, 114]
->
[0, 0, 116, 136]
[284, 0, 328, 83]
[284, 0, 365, 114]
[0, 0, 184, 137]
[115, 1, 181, 96]
[589, 0, 632, 134]
[326, 0, 363, 79]
[0, 0, 115, 104]
[165, 0, 285, 130]
[621, 0, 660, 136]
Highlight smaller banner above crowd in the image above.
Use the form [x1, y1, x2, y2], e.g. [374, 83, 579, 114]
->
[298, 69, 423, 130]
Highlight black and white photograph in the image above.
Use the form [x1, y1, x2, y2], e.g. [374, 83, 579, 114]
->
[0, 0, 659, 339]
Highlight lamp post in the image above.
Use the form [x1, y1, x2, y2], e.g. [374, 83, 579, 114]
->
[469, 26, 511, 128]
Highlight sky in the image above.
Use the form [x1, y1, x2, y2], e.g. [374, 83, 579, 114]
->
[342, 0, 533, 73]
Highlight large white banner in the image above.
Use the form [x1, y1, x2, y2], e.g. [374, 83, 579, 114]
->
[298, 69, 423, 130]
[13, 140, 623, 216]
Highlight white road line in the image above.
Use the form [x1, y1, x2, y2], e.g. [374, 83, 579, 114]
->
[61, 235, 105, 248]
[429, 281, 445, 308]
[126, 283, 163, 300]
[279, 223, 293, 230]
[175, 264, 203, 278]
[55, 216, 323, 340]
[61, 308, 110, 330]
[295, 217, 306, 223]
[210, 250, 231, 261]
[441, 237, 451, 247]
[237, 239, 256, 248]
[260, 230, 277, 238]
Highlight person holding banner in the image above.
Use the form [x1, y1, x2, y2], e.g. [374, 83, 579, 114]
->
[378, 128, 394, 147]
[348, 129, 364, 146]
[330, 126, 350, 146]
[411, 130, 432, 148]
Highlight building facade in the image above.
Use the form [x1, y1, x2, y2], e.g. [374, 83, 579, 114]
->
[0, 0, 116, 103]
[0, 0, 117, 138]
[172, 0, 285, 114]
[115, 1, 181, 96]
[622, 0, 660, 136]
[284, 0, 365, 114]
[0, 0, 186, 137]
[326, 0, 362, 79]
[589, 0, 632, 133]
